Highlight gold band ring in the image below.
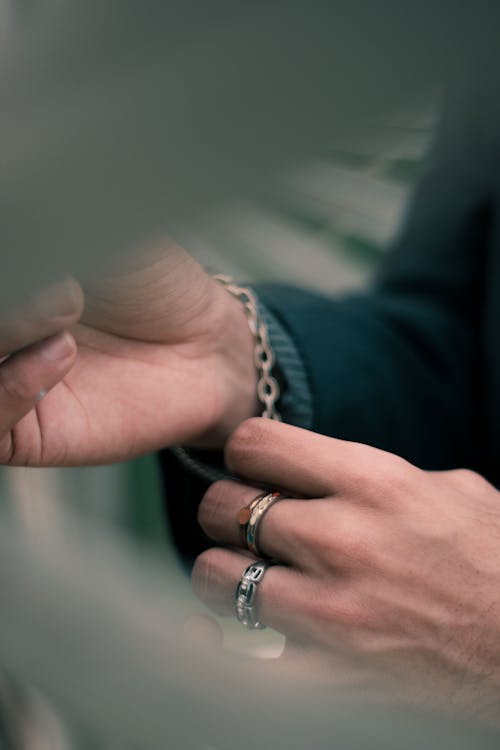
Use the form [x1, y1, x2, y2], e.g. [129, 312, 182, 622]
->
[238, 492, 267, 548]
[242, 491, 283, 557]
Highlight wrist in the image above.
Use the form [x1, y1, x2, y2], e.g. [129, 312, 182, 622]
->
[187, 279, 260, 450]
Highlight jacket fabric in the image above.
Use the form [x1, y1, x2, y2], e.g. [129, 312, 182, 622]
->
[161, 78, 500, 567]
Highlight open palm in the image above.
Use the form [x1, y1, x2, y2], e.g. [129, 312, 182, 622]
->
[0, 246, 255, 467]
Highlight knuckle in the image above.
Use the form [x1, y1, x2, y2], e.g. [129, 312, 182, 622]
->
[344, 449, 418, 507]
[225, 417, 267, 470]
[334, 533, 372, 571]
[308, 523, 373, 572]
[305, 525, 338, 568]
[307, 590, 372, 636]
[448, 468, 487, 492]
[375, 455, 419, 504]
[384, 455, 412, 487]
[331, 601, 379, 643]
[338, 604, 375, 635]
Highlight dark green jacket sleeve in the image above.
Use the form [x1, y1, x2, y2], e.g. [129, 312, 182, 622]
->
[257, 89, 494, 475]
[161, 86, 498, 565]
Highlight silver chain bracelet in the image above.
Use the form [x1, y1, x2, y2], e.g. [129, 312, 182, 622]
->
[213, 274, 281, 421]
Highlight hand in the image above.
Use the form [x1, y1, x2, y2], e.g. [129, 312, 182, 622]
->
[193, 418, 500, 720]
[0, 243, 258, 466]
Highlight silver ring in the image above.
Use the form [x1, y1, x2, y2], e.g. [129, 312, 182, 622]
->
[234, 560, 275, 630]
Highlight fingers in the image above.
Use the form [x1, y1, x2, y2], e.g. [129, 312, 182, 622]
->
[0, 278, 83, 358]
[0, 332, 77, 461]
[192, 547, 367, 651]
[198, 479, 321, 567]
[192, 547, 314, 639]
[225, 418, 419, 502]
[198, 479, 381, 574]
[198, 479, 308, 565]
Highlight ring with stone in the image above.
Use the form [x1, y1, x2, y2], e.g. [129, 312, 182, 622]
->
[245, 491, 283, 557]
[238, 492, 267, 548]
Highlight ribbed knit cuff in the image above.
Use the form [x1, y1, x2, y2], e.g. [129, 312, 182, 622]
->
[259, 300, 313, 430]
[172, 289, 313, 482]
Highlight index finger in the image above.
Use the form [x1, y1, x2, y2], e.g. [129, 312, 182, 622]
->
[224, 418, 417, 500]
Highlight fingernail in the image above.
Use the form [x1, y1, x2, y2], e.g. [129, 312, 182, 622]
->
[39, 332, 74, 361]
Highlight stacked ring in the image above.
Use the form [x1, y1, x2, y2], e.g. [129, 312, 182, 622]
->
[234, 560, 275, 629]
[239, 492, 283, 557]
[238, 492, 267, 548]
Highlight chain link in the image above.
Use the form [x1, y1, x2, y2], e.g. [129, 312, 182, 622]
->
[213, 274, 281, 421]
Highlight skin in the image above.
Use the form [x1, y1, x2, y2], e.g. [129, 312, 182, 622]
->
[193, 418, 500, 721]
[4, 245, 500, 719]
[0, 243, 257, 466]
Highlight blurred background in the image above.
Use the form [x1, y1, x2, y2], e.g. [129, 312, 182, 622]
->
[1, 0, 494, 746]
[1, 101, 436, 549]
[0, 102, 436, 748]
